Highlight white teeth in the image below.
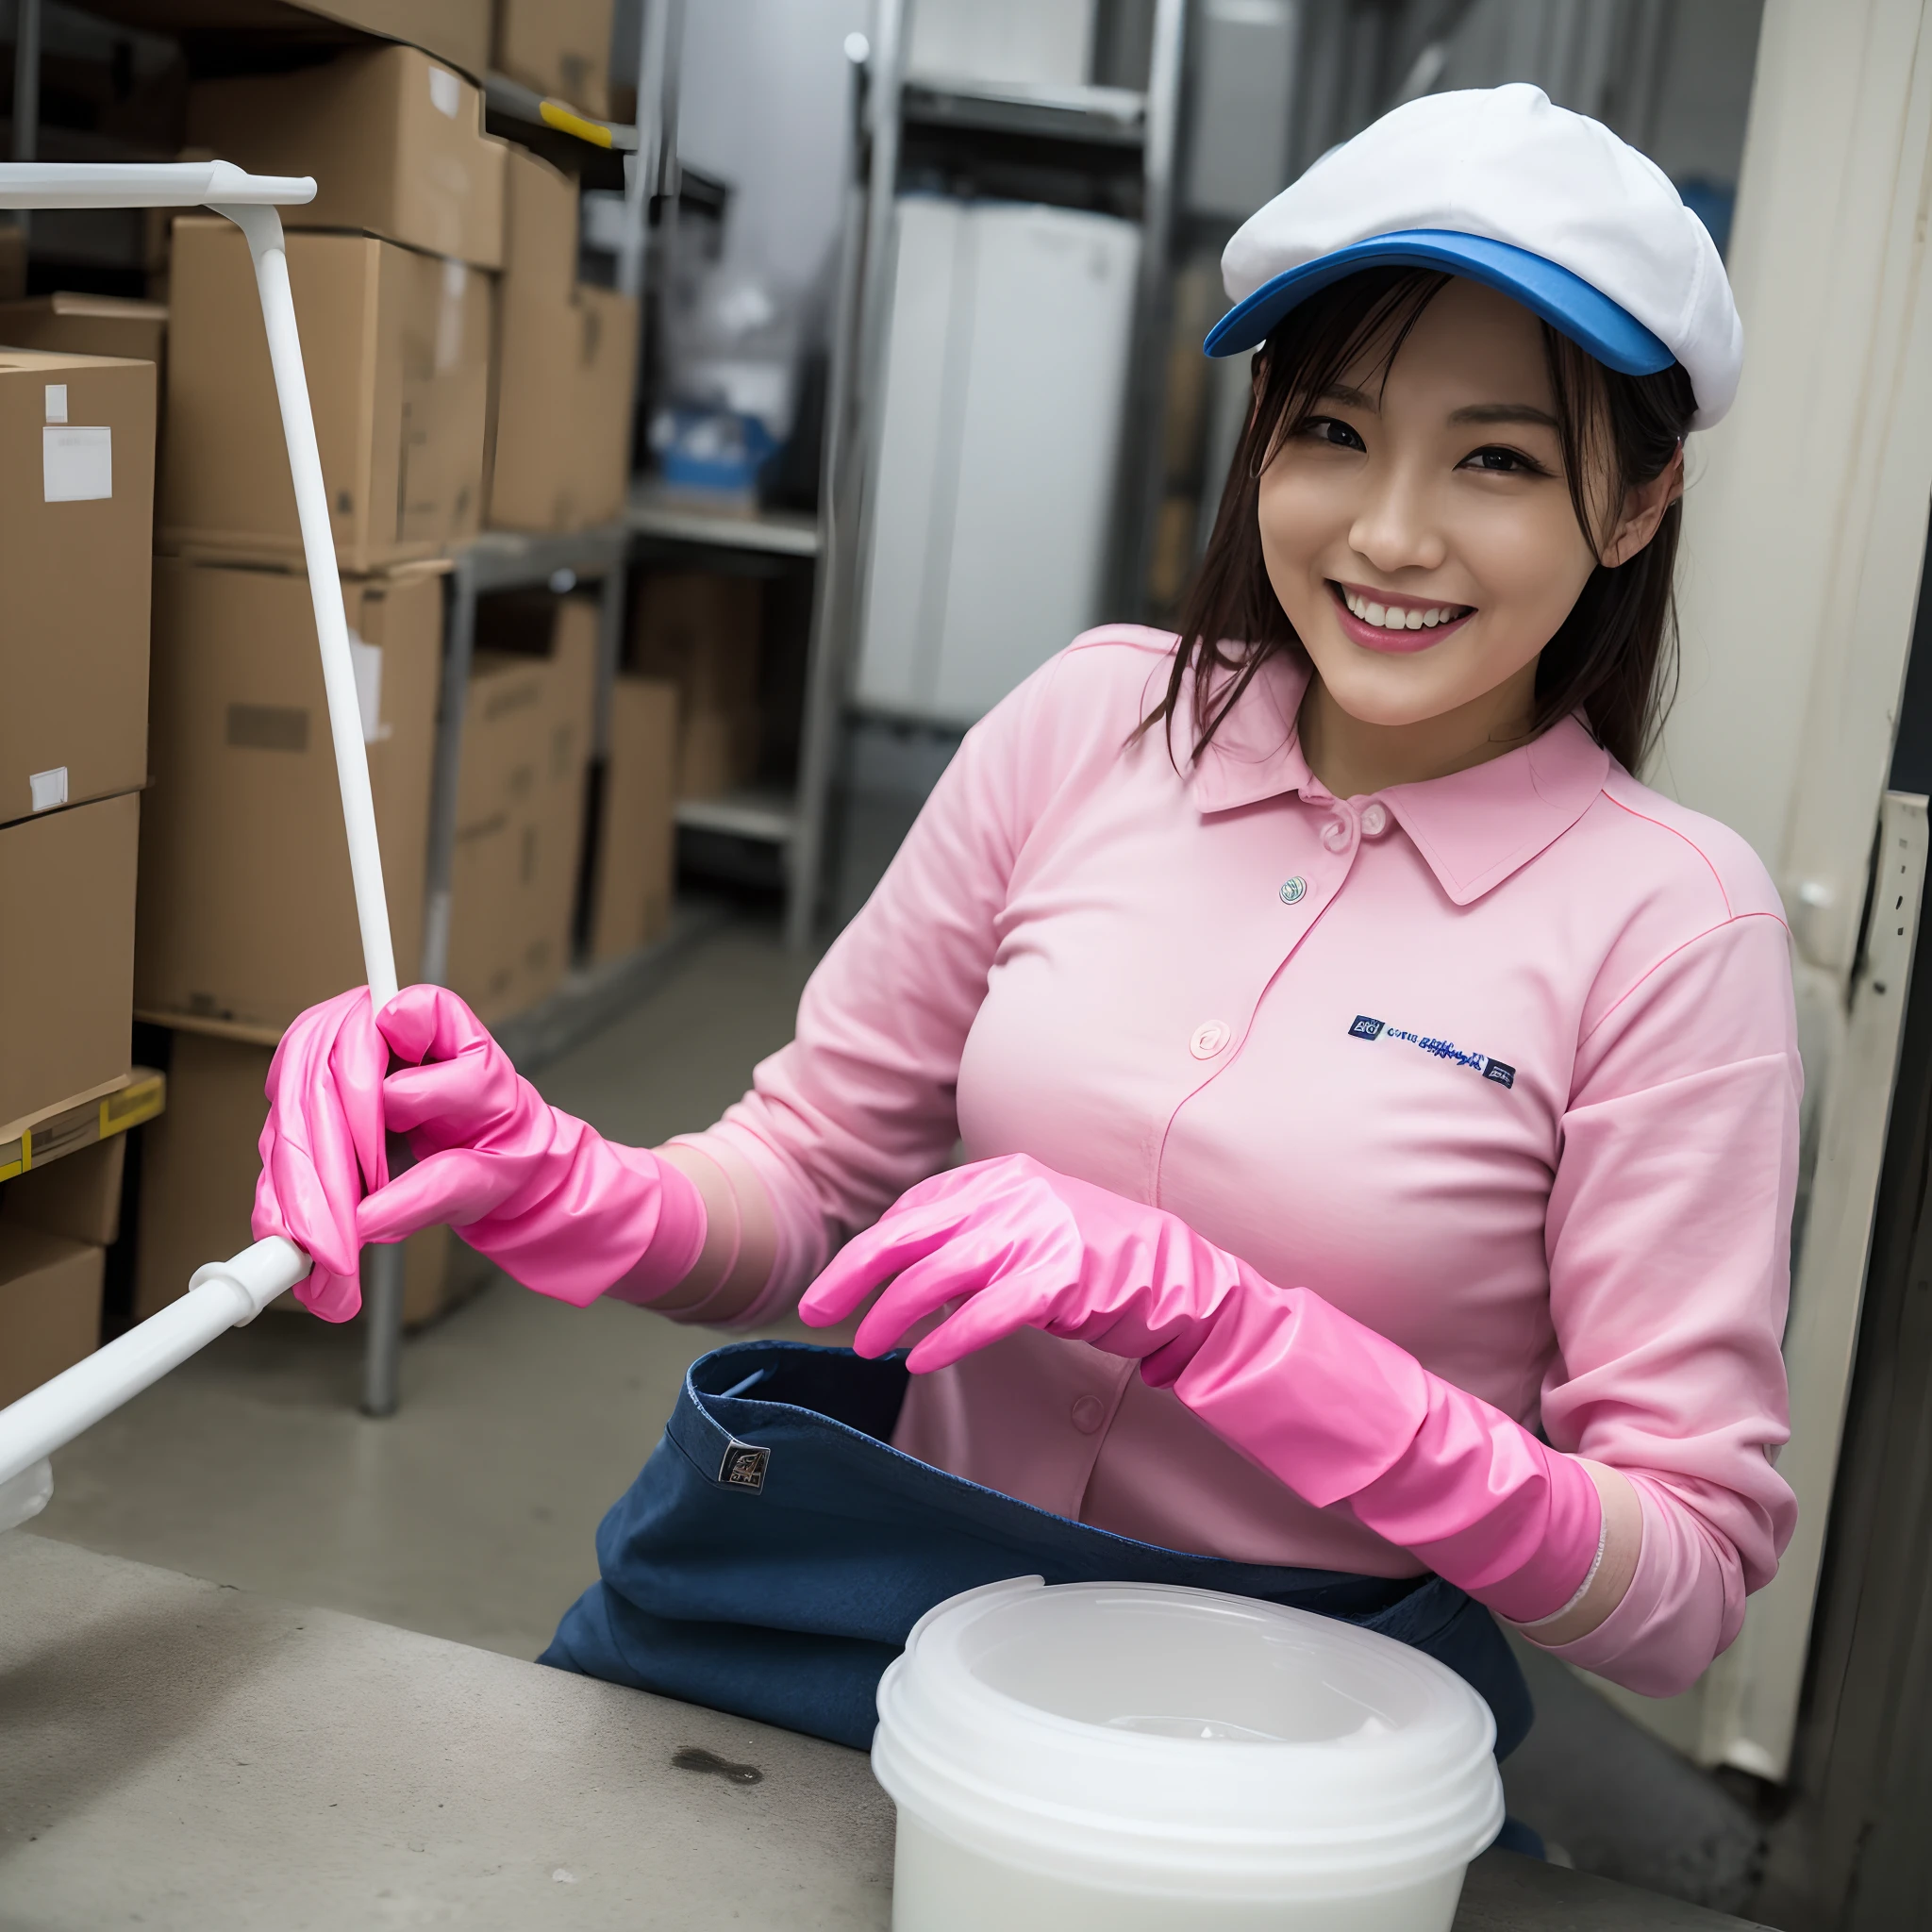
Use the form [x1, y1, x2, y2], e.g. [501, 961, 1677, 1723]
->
[1341, 588, 1468, 630]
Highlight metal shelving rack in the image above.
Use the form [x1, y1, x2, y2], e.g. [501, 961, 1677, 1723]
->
[625, 481, 829, 948]
[795, 0, 1190, 948]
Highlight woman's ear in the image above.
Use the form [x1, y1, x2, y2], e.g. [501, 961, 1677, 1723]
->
[1601, 442, 1685, 568]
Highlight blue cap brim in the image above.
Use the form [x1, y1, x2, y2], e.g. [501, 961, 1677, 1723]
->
[1203, 229, 1674, 376]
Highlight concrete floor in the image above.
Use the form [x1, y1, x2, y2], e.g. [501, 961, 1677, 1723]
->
[26, 908, 1783, 1922]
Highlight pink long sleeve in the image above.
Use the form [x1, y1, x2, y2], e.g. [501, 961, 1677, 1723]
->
[660, 648, 1084, 1324]
[625, 632, 1798, 1696]
[1529, 901, 1801, 1691]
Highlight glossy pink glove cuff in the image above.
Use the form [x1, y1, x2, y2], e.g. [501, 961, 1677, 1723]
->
[1167, 1284, 1603, 1624]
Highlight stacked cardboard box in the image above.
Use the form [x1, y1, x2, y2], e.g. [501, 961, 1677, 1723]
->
[0, 346, 156, 1141]
[0, 1136, 127, 1404]
[0, 341, 157, 1394]
[138, 37, 499, 1328]
[0, 293, 168, 375]
[132, 1029, 466, 1326]
[162, 219, 491, 571]
[493, 0, 615, 116]
[628, 572, 764, 799]
[446, 594, 599, 1021]
[306, 2, 491, 77]
[488, 144, 639, 533]
[165, 44, 501, 571]
[587, 674, 679, 960]
[187, 45, 505, 272]
[136, 560, 443, 1036]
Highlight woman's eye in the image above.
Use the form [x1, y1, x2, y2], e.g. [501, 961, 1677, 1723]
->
[1303, 416, 1367, 453]
[1460, 444, 1544, 475]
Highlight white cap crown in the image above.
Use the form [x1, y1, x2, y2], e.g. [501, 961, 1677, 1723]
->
[1220, 84, 1740, 428]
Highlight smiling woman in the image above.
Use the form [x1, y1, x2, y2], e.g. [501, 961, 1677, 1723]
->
[1158, 267, 1695, 798]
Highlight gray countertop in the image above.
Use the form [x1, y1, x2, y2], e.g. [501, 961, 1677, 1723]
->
[0, 1534, 1768, 1929]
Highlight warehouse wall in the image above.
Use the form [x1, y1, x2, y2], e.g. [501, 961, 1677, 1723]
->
[676, 0, 870, 292]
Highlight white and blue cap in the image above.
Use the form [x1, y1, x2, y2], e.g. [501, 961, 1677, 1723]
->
[1208, 84, 1741, 430]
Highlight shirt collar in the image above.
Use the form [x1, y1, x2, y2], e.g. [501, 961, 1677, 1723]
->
[1184, 649, 1610, 907]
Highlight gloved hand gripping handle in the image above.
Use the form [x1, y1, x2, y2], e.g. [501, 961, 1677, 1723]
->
[0, 165, 398, 1523]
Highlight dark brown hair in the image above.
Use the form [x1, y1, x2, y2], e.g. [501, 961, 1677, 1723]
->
[1149, 266, 1698, 774]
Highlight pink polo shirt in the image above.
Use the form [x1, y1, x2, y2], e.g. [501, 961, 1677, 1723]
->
[659, 628, 1800, 1695]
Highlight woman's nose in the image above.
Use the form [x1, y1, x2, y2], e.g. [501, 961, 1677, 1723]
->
[1348, 469, 1448, 575]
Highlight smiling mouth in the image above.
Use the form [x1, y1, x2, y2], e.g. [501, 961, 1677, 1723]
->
[1327, 580, 1475, 653]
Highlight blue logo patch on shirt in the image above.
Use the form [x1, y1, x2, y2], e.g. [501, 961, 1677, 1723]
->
[1348, 1016, 1515, 1090]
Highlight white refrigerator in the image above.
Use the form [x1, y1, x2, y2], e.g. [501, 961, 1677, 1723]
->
[857, 194, 1142, 728]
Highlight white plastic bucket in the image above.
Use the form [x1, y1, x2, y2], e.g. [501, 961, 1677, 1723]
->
[873, 1577, 1504, 1931]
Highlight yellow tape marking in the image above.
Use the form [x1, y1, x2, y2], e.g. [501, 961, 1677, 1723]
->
[539, 99, 614, 147]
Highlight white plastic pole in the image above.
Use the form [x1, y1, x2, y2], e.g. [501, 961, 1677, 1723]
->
[0, 164, 400, 1519]
[0, 1239, 307, 1515]
[214, 200, 398, 1006]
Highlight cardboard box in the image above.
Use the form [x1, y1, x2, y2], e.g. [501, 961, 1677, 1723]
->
[676, 707, 763, 801]
[590, 674, 677, 960]
[0, 347, 156, 828]
[445, 595, 597, 1017]
[487, 147, 640, 533]
[629, 572, 763, 714]
[525, 595, 598, 1007]
[132, 1029, 259, 1320]
[494, 0, 614, 115]
[0, 793, 139, 1141]
[1, 1135, 126, 1247]
[0, 1224, 103, 1407]
[137, 560, 442, 1034]
[0, 293, 167, 372]
[163, 219, 491, 573]
[447, 650, 547, 1021]
[187, 44, 506, 271]
[569, 285, 640, 522]
[134, 1029, 460, 1324]
[0, 224, 23, 302]
[308, 1, 492, 77]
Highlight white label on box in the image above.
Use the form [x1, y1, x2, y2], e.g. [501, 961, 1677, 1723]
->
[43, 425, 111, 502]
[348, 632, 387, 743]
[427, 65, 461, 117]
[29, 766, 68, 811]
[43, 382, 67, 424]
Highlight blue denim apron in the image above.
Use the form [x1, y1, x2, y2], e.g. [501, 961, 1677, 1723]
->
[541, 1340, 1535, 1774]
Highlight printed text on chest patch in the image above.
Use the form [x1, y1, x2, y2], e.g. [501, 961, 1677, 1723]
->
[1348, 1016, 1516, 1089]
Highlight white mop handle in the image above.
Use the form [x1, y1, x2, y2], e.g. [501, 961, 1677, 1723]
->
[0, 159, 314, 208]
[215, 202, 399, 1007]
[0, 1239, 307, 1495]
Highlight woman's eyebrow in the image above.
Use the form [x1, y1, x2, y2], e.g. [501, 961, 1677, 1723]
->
[1317, 383, 1379, 410]
[1448, 401, 1560, 428]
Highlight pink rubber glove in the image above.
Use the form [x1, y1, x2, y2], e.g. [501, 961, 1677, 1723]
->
[800, 1154, 1605, 1624]
[255, 985, 707, 1317]
[253, 986, 388, 1323]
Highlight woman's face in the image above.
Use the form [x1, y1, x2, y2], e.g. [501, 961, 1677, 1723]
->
[1257, 276, 1656, 739]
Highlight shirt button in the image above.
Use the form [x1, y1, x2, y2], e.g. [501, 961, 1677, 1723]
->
[1322, 816, 1352, 853]
[1071, 1394, 1108, 1435]
[1360, 802, 1390, 838]
[1278, 875, 1307, 904]
[1189, 1021, 1231, 1059]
